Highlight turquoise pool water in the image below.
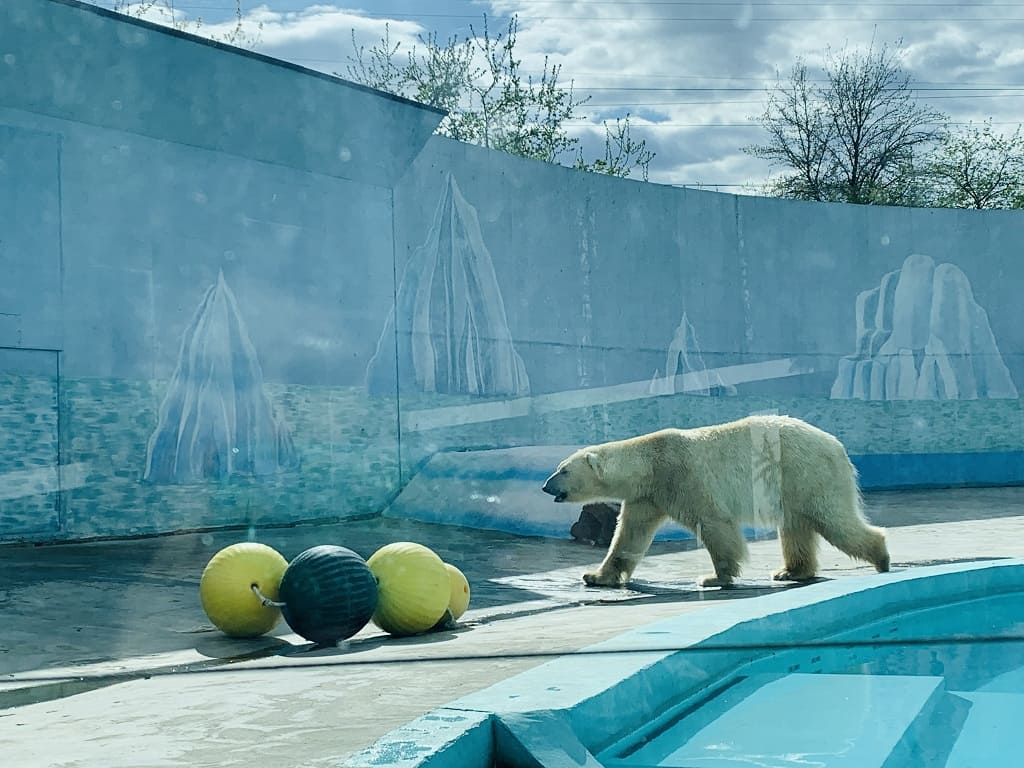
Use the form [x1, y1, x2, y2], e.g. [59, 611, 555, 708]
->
[600, 592, 1024, 767]
[347, 561, 1024, 768]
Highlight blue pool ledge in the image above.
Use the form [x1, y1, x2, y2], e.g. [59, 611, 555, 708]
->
[343, 558, 1024, 768]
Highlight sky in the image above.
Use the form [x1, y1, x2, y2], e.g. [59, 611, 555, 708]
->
[98, 1, 1024, 191]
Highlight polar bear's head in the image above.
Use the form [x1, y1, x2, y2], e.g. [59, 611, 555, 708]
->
[542, 447, 616, 503]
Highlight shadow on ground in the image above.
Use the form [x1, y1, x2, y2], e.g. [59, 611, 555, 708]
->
[864, 486, 1024, 527]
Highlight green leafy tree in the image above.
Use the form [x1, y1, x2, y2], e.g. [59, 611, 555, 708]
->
[922, 120, 1024, 209]
[346, 16, 654, 180]
[747, 42, 945, 205]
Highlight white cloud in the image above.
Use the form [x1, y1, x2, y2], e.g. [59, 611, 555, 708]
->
[103, 3, 427, 80]
[235, 5, 426, 81]
[485, 0, 1024, 188]
[104, 1, 1024, 190]
[110, 1, 194, 28]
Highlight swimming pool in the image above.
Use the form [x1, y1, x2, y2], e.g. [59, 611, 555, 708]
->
[346, 559, 1024, 768]
[600, 591, 1024, 767]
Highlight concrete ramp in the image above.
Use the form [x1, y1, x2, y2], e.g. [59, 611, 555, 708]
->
[944, 691, 1024, 768]
[624, 673, 945, 768]
[385, 446, 771, 542]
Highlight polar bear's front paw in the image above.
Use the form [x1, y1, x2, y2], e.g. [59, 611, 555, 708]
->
[698, 573, 734, 588]
[772, 567, 816, 582]
[583, 570, 626, 588]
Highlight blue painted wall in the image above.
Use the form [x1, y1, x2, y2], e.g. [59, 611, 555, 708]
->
[388, 139, 1024, 488]
[0, 0, 442, 540]
[1, 0, 1021, 542]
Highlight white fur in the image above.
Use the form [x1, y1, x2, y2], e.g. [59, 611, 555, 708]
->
[546, 415, 890, 588]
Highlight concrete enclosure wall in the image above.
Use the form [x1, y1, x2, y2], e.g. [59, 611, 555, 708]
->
[390, 140, 1024, 488]
[2, 0, 1022, 542]
[0, 0, 442, 540]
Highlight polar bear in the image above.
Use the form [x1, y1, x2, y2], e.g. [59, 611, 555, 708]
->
[541, 415, 890, 588]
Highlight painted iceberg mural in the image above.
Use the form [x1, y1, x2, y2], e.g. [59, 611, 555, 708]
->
[366, 172, 530, 398]
[831, 253, 1018, 400]
[144, 270, 298, 484]
[649, 311, 736, 396]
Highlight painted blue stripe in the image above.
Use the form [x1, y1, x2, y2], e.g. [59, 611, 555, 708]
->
[852, 451, 1024, 490]
[419, 464, 553, 483]
[392, 505, 771, 542]
[416, 451, 1024, 490]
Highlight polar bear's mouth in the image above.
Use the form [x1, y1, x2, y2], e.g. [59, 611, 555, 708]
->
[541, 475, 568, 502]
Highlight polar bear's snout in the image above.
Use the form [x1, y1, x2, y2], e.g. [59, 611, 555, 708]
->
[541, 471, 569, 502]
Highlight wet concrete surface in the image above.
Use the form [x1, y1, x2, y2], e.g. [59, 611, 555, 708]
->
[0, 487, 1022, 766]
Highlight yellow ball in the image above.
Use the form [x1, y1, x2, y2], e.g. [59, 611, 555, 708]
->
[367, 542, 450, 637]
[445, 563, 471, 620]
[199, 542, 289, 638]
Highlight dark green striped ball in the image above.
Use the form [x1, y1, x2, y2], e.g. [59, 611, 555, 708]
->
[279, 545, 378, 644]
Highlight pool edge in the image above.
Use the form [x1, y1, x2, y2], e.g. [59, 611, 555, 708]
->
[342, 558, 1024, 768]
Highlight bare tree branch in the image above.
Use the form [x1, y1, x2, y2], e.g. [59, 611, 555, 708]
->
[745, 41, 944, 205]
[343, 14, 654, 179]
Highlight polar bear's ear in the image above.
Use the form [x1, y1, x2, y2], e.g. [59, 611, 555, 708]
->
[585, 451, 603, 479]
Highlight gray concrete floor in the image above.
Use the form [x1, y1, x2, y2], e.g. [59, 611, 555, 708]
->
[1, 486, 1022, 767]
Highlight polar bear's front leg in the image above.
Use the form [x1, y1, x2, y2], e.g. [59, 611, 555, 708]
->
[583, 501, 666, 587]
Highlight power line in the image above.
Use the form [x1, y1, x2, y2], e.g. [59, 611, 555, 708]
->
[564, 120, 1024, 127]
[480, 1, 1024, 5]
[583, 95, 1024, 104]
[669, 183, 757, 188]
[96, 3, 1024, 22]
[548, 86, 1024, 91]
[13, 633, 1024, 684]
[137, 1, 1024, 6]
[220, 14, 1024, 22]
[286, 56, 1024, 90]
[585, 99, 1024, 106]
[521, 73, 1024, 86]
[284, 55, 1024, 94]
[567, 122, 758, 126]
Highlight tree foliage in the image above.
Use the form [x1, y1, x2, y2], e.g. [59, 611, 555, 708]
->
[112, 1, 261, 48]
[577, 115, 655, 178]
[747, 42, 945, 204]
[922, 120, 1024, 209]
[345, 16, 654, 179]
